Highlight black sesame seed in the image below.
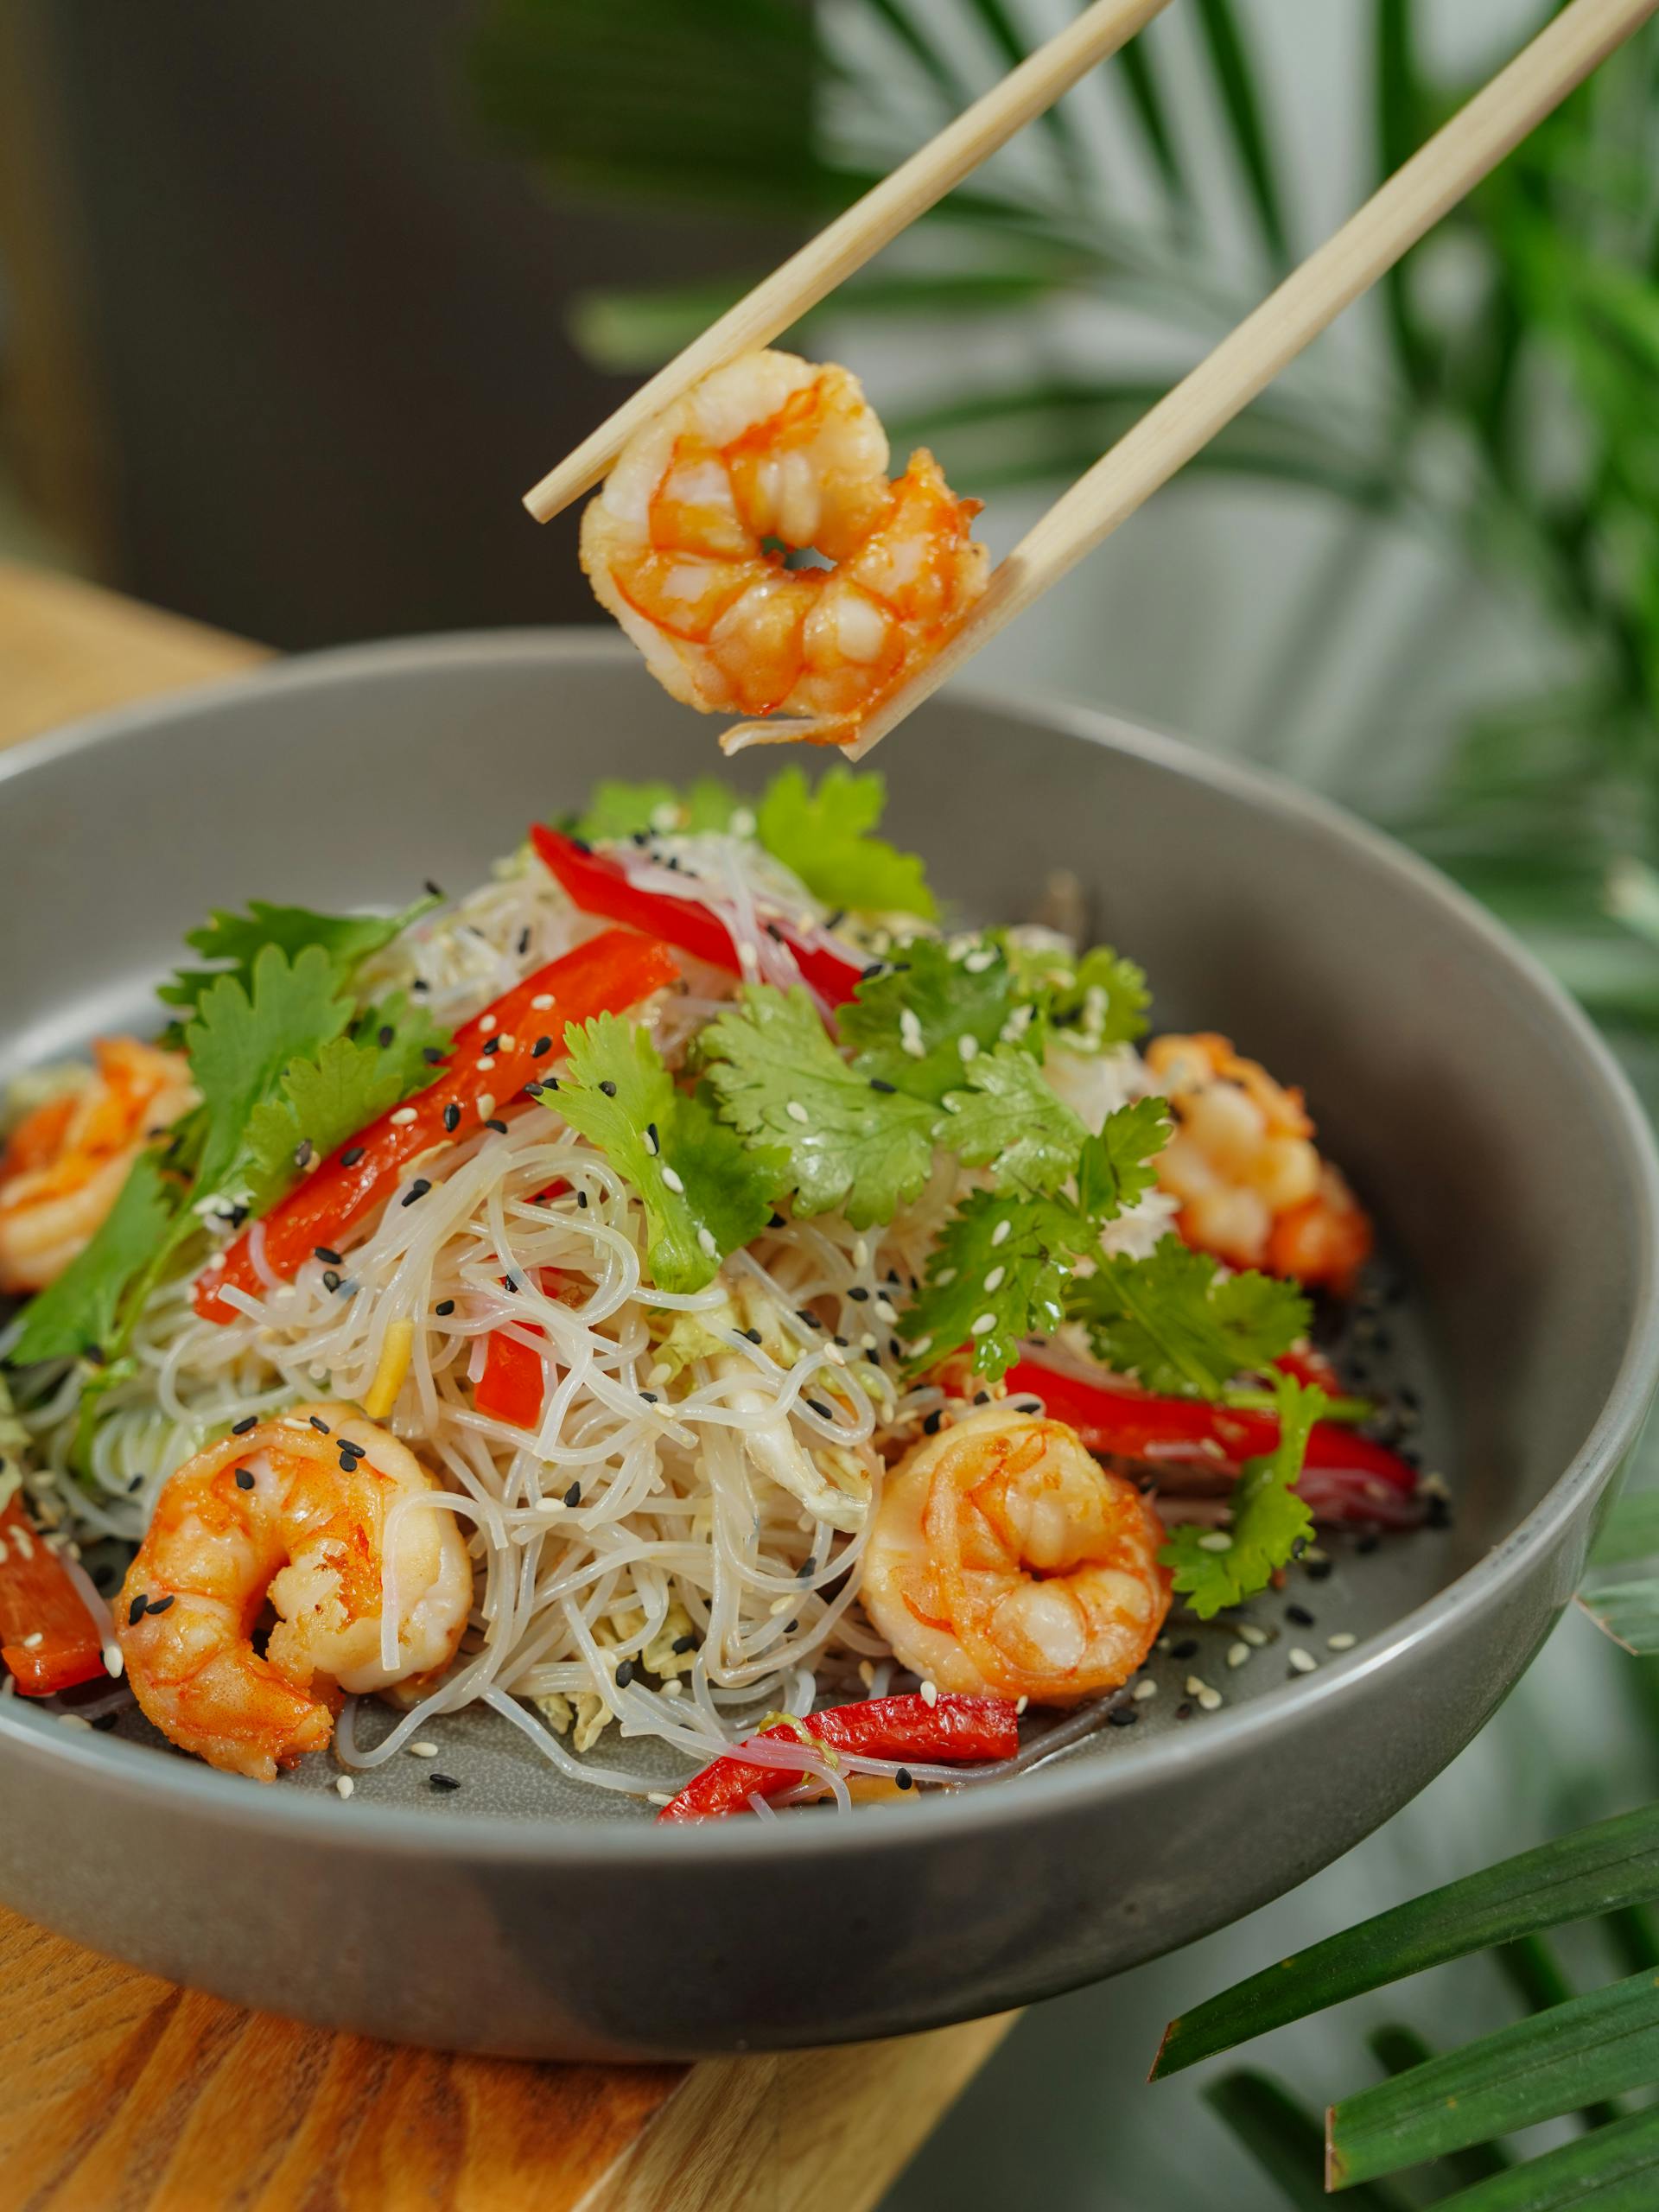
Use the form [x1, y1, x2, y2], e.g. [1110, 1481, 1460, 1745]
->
[532, 1036, 552, 1058]
[1107, 1706, 1138, 1727]
[639, 1390, 658, 1404]
[768, 1212, 785, 1230]
[128, 1593, 149, 1624]
[340, 1147, 365, 1167]
[1357, 1531, 1381, 1555]
[974, 1390, 989, 1406]
[614, 1659, 636, 1688]
[322, 1270, 341, 1294]
[1306, 1557, 1334, 1582]
[92, 1712, 119, 1732]
[232, 1415, 258, 1436]
[797, 1309, 821, 1330]
[598, 1080, 618, 1098]
[1172, 1637, 1198, 1660]
[401, 1179, 432, 1206]
[868, 1077, 897, 1094]
[424, 879, 444, 898]
[1426, 1496, 1453, 1529]
[429, 1772, 461, 1793]
[146, 1595, 175, 1616]
[671, 1634, 697, 1655]
[825, 910, 846, 930]
[481, 1036, 501, 1056]
[411, 979, 429, 994]
[895, 1768, 914, 1790]
[645, 1121, 659, 1152]
[435, 1299, 455, 1316]
[1174, 1701, 1194, 1721]
[834, 1335, 849, 1349]
[378, 1024, 394, 1049]
[847, 1287, 869, 1302]
[889, 1338, 903, 1360]
[798, 1556, 817, 1577]
[542, 1075, 560, 1092]
[807, 1399, 833, 1420]
[226, 1205, 250, 1231]
[442, 1103, 461, 1133]
[485, 1119, 509, 1135]
[293, 1139, 314, 1169]
[575, 1191, 588, 1209]
[1014, 1398, 1043, 1414]
[314, 1246, 343, 1267]
[784, 1619, 798, 1634]
[236, 1468, 255, 1491]
[1287, 1603, 1315, 1627]
[923, 1410, 944, 1436]
[423, 1046, 446, 1065]
[861, 963, 883, 981]
[741, 1327, 762, 1345]
[309, 1415, 331, 1433]
[517, 927, 531, 957]
[503, 1273, 521, 1294]
[563, 1481, 582, 1507]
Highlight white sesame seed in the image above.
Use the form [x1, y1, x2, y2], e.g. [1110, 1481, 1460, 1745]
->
[859, 1660, 876, 1688]
[969, 1313, 996, 1337]
[963, 948, 997, 974]
[990, 1218, 1012, 1248]
[1197, 1687, 1223, 1713]
[874, 1297, 898, 1323]
[1288, 1647, 1318, 1674]
[535, 1497, 565, 1515]
[641, 1125, 659, 1154]
[391, 1107, 418, 1126]
[408, 1740, 440, 1758]
[957, 1033, 978, 1063]
[910, 1336, 932, 1358]
[785, 1100, 810, 1125]
[1015, 1694, 1029, 1714]
[738, 941, 760, 974]
[21, 1631, 43, 1650]
[479, 1014, 497, 1034]
[335, 1775, 356, 1799]
[899, 1009, 925, 1058]
[919, 1680, 938, 1708]
[982, 1266, 1005, 1294]
[1132, 1678, 1158, 1701]
[1239, 1624, 1268, 1647]
[661, 1166, 686, 1194]
[476, 1094, 495, 1120]
[499, 1036, 516, 1052]
[932, 1270, 956, 1287]
[861, 1332, 879, 1351]
[730, 808, 755, 838]
[56, 1713, 92, 1730]
[102, 1643, 124, 1679]
[1197, 1531, 1234, 1553]
[1326, 1632, 1357, 1651]
[696, 1226, 718, 1258]
[664, 1679, 683, 1698]
[769, 1596, 793, 1617]
[823, 1342, 847, 1366]
[531, 994, 555, 1010]
[474, 1058, 496, 1074]
[852, 1239, 868, 1268]
[1226, 1641, 1250, 1669]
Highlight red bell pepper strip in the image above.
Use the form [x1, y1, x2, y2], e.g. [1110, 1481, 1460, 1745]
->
[0, 1497, 107, 1696]
[194, 928, 678, 1324]
[532, 823, 867, 1007]
[656, 1692, 1020, 1823]
[475, 1331, 546, 1430]
[1006, 1359, 1417, 1497]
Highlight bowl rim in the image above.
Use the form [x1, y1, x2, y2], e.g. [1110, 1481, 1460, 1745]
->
[4, 625, 1657, 1871]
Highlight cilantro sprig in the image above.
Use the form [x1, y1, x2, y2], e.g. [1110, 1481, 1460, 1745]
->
[1069, 1236, 1310, 1400]
[1159, 1372, 1326, 1617]
[556, 1014, 781, 1294]
[158, 893, 437, 1022]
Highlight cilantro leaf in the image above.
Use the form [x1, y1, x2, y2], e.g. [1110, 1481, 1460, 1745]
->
[903, 1189, 1085, 1379]
[697, 984, 937, 1228]
[185, 944, 357, 1211]
[938, 1048, 1086, 1194]
[1003, 937, 1150, 1054]
[5, 1150, 181, 1366]
[1160, 1374, 1325, 1617]
[842, 938, 1020, 1104]
[557, 1014, 780, 1294]
[1070, 1236, 1309, 1399]
[158, 895, 435, 1018]
[1075, 1096, 1173, 1221]
[571, 779, 741, 843]
[756, 766, 936, 919]
[241, 994, 447, 1217]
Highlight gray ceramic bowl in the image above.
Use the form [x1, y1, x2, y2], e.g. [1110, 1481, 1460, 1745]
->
[2, 632, 1656, 2061]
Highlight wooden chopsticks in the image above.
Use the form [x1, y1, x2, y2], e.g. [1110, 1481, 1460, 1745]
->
[524, 0, 1658, 761]
[826, 0, 1659, 762]
[520, 0, 1176, 524]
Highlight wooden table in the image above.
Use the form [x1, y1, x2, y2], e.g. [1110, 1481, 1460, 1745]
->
[0, 560, 1014, 2211]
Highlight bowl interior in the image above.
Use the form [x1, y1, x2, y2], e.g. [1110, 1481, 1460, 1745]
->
[0, 632, 1648, 1825]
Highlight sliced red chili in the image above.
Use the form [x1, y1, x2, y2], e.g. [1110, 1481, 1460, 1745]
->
[531, 823, 867, 1006]
[656, 1692, 1020, 1822]
[475, 1330, 547, 1430]
[0, 1498, 107, 1696]
[195, 928, 677, 1324]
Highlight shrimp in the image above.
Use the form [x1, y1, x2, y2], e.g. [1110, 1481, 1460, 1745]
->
[0, 1037, 195, 1294]
[861, 1408, 1170, 1706]
[1147, 1032, 1372, 1291]
[580, 349, 988, 749]
[118, 1403, 472, 1782]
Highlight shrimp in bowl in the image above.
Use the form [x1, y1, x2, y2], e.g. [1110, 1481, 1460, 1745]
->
[861, 1408, 1173, 1706]
[117, 1404, 472, 1782]
[579, 348, 988, 751]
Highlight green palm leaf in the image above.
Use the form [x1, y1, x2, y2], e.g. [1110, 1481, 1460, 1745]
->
[1368, 2026, 1511, 2186]
[1433, 2107, 1659, 2212]
[1115, 29, 1186, 202]
[1153, 1803, 1659, 2076]
[1193, 0, 1290, 265]
[1203, 2072, 1414, 2212]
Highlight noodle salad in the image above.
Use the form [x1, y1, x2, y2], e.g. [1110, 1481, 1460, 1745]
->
[0, 769, 1421, 1819]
